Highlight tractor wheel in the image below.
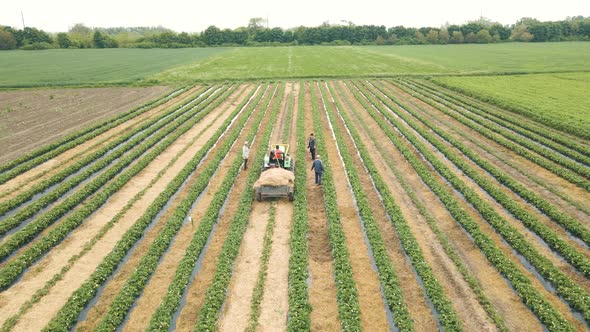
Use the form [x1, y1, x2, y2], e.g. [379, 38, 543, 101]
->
[256, 190, 262, 202]
[288, 192, 294, 201]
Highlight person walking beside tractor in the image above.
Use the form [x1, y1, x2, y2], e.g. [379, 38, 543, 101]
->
[311, 154, 324, 185]
[242, 141, 250, 170]
[307, 133, 316, 160]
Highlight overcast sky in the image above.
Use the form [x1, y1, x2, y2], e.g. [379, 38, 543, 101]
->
[2, 0, 589, 33]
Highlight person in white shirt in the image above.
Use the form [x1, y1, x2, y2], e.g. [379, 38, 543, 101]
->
[242, 141, 250, 170]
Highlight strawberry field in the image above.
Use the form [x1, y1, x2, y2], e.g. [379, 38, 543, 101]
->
[0, 79, 588, 331]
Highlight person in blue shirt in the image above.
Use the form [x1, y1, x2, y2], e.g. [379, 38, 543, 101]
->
[310, 154, 324, 185]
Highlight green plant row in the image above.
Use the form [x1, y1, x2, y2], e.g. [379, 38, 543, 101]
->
[0, 99, 229, 332]
[0, 84, 239, 289]
[321, 83, 417, 331]
[347, 81, 574, 331]
[144, 84, 271, 331]
[0, 86, 189, 182]
[430, 79, 590, 140]
[331, 81, 466, 330]
[358, 80, 590, 323]
[0, 85, 235, 263]
[402, 81, 590, 181]
[94, 85, 271, 332]
[310, 82, 362, 331]
[246, 201, 277, 332]
[366, 80, 590, 273]
[332, 82, 508, 332]
[41, 83, 261, 332]
[392, 80, 590, 191]
[193, 83, 284, 332]
[287, 81, 311, 331]
[388, 79, 590, 244]
[412, 79, 590, 162]
[0, 85, 215, 231]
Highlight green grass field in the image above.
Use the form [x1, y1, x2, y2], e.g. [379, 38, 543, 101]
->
[2, 42, 590, 87]
[432, 72, 590, 138]
[0, 48, 230, 87]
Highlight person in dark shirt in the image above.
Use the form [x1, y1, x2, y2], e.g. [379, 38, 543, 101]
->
[310, 154, 324, 185]
[307, 133, 316, 160]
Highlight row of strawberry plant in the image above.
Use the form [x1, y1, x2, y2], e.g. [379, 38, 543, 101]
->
[391, 80, 590, 191]
[411, 79, 590, 162]
[429, 78, 590, 140]
[93, 84, 274, 332]
[192, 83, 284, 331]
[331, 81, 507, 331]
[246, 201, 277, 332]
[146, 84, 274, 332]
[347, 81, 575, 331]
[357, 80, 590, 323]
[365, 80, 590, 271]
[0, 84, 235, 263]
[0, 93, 231, 331]
[0, 86, 189, 182]
[42, 84, 263, 332]
[391, 81, 590, 191]
[287, 81, 311, 331]
[309, 81, 362, 331]
[325, 81, 462, 331]
[401, 80, 590, 180]
[0, 85, 216, 232]
[0, 84, 240, 289]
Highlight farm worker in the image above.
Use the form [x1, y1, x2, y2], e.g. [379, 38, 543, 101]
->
[274, 145, 283, 168]
[311, 155, 324, 185]
[242, 141, 250, 170]
[308, 133, 316, 160]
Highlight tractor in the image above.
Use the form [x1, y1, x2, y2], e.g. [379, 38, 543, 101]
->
[254, 143, 295, 201]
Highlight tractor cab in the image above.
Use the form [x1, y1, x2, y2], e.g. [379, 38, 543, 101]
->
[263, 143, 293, 171]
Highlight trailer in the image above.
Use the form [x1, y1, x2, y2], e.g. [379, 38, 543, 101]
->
[254, 143, 295, 202]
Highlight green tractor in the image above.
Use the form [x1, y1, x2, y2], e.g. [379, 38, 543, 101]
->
[255, 143, 295, 201]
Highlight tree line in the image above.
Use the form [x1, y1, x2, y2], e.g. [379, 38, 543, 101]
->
[0, 16, 589, 50]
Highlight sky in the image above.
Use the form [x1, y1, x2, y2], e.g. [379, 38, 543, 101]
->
[1, 0, 589, 33]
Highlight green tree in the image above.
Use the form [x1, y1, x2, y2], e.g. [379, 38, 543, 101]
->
[426, 29, 439, 44]
[476, 29, 492, 43]
[450, 31, 464, 43]
[375, 35, 386, 45]
[93, 31, 106, 48]
[0, 30, 17, 49]
[439, 29, 450, 44]
[511, 24, 534, 41]
[464, 32, 477, 43]
[56, 32, 72, 48]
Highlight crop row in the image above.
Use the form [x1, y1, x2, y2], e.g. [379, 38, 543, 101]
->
[348, 81, 575, 331]
[430, 79, 590, 140]
[193, 83, 284, 331]
[358, 80, 590, 323]
[246, 201, 277, 332]
[0, 85, 215, 234]
[364, 80, 590, 275]
[142, 83, 272, 332]
[379, 80, 590, 246]
[0, 87, 188, 183]
[42, 83, 263, 332]
[405, 79, 590, 175]
[392, 80, 590, 191]
[0, 84, 239, 289]
[320, 82, 416, 331]
[410, 79, 590, 164]
[287, 81, 311, 331]
[0, 97, 229, 331]
[311, 82, 362, 331]
[93, 84, 272, 332]
[327, 81, 466, 330]
[331, 81, 508, 331]
[0, 84, 235, 264]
